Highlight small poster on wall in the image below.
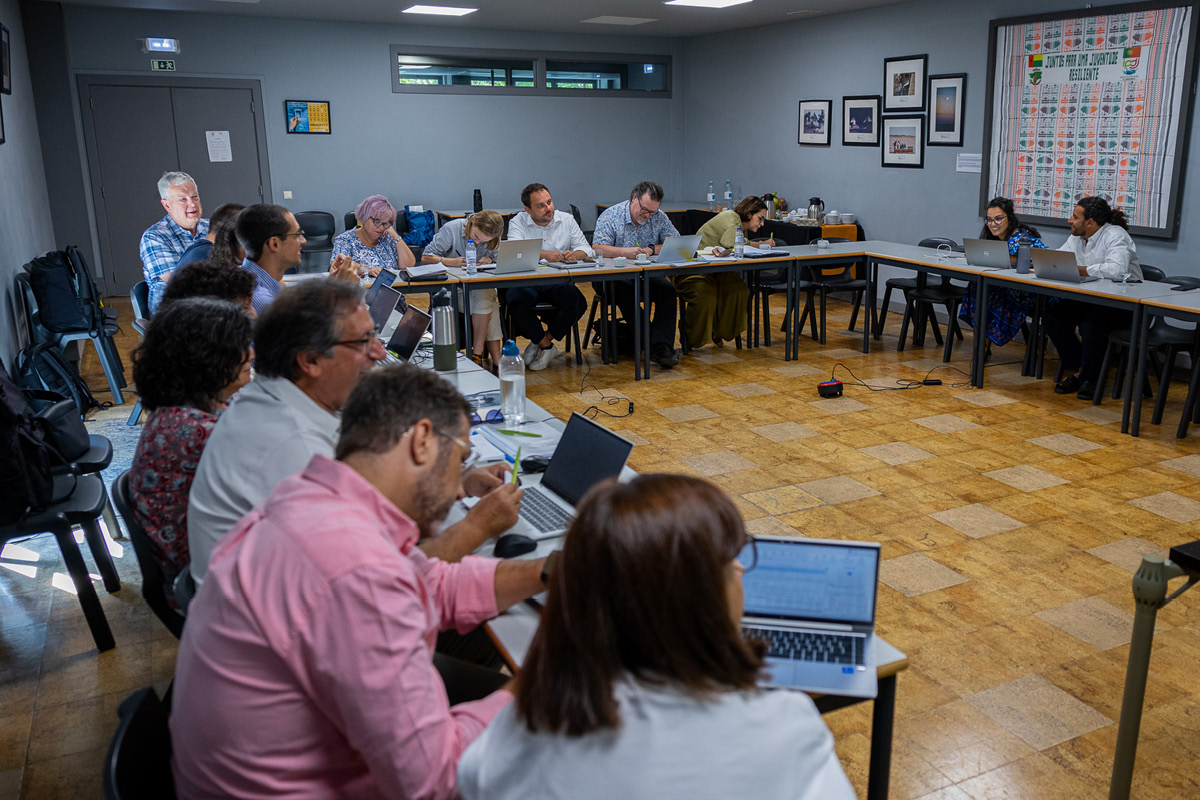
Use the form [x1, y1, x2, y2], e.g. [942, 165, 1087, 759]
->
[285, 100, 331, 134]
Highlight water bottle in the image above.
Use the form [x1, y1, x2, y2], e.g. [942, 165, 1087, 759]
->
[431, 288, 457, 372]
[465, 239, 477, 275]
[1016, 231, 1031, 274]
[498, 340, 526, 425]
[733, 225, 744, 259]
[707, 180, 715, 212]
[723, 178, 733, 207]
[472, 189, 483, 213]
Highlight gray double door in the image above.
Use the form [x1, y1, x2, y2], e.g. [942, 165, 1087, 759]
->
[79, 75, 272, 295]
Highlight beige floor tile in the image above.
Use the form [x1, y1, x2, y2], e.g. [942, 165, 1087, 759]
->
[751, 421, 819, 442]
[809, 396, 871, 414]
[770, 363, 823, 377]
[902, 358, 953, 372]
[524, 372, 549, 386]
[717, 382, 776, 398]
[880, 553, 969, 597]
[612, 429, 650, 446]
[966, 674, 1112, 750]
[956, 751, 1106, 800]
[913, 414, 981, 433]
[1035, 597, 1135, 651]
[686, 349, 743, 364]
[954, 391, 1019, 408]
[1086, 537, 1168, 572]
[744, 516, 803, 537]
[1128, 491, 1200, 523]
[1062, 406, 1123, 425]
[983, 465, 1069, 492]
[1160, 453, 1200, 478]
[929, 503, 1025, 539]
[741, 485, 825, 515]
[859, 441, 936, 466]
[653, 403, 719, 422]
[796, 475, 880, 504]
[680, 450, 757, 476]
[813, 347, 867, 360]
[1027, 433, 1103, 455]
[990, 370, 1041, 385]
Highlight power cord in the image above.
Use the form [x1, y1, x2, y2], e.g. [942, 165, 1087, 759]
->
[827, 359, 1024, 392]
[577, 353, 634, 420]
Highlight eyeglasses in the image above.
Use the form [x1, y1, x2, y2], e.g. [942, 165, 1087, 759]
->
[334, 331, 381, 354]
[739, 537, 759, 573]
[985, 215, 1008, 225]
[469, 409, 504, 426]
[276, 230, 307, 240]
[368, 217, 392, 228]
[435, 430, 479, 471]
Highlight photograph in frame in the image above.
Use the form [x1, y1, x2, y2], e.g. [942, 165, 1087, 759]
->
[842, 95, 881, 146]
[797, 99, 832, 145]
[1, 24, 11, 95]
[883, 53, 927, 112]
[882, 115, 925, 168]
[285, 100, 332, 134]
[927, 73, 966, 146]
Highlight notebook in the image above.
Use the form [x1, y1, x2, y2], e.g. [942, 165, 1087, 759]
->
[493, 238, 544, 275]
[364, 269, 399, 306]
[368, 285, 402, 332]
[739, 535, 881, 698]
[506, 412, 633, 541]
[1031, 249, 1100, 283]
[382, 306, 433, 363]
[652, 234, 703, 264]
[962, 238, 1013, 268]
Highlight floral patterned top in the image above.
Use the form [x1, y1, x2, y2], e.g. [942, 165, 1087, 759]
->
[129, 406, 220, 581]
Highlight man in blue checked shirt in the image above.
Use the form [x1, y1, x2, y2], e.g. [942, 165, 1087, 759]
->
[592, 181, 680, 368]
[140, 171, 209, 314]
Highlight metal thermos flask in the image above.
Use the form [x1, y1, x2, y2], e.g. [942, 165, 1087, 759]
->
[432, 288, 457, 372]
[473, 189, 483, 213]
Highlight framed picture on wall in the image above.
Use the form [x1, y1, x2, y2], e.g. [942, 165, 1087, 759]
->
[882, 115, 924, 168]
[883, 54, 927, 112]
[1, 24, 11, 95]
[797, 99, 831, 145]
[842, 95, 881, 146]
[0, 97, 5, 144]
[284, 100, 331, 134]
[927, 73, 965, 146]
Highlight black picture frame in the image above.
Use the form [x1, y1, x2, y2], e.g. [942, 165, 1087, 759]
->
[0, 97, 6, 145]
[882, 114, 925, 168]
[797, 99, 832, 146]
[883, 53, 928, 112]
[842, 95, 881, 147]
[927, 73, 966, 147]
[284, 99, 331, 134]
[1, 23, 11, 95]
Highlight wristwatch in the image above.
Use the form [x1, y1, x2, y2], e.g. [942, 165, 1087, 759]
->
[540, 550, 560, 586]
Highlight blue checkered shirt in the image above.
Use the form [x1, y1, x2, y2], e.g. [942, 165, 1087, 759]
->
[591, 201, 679, 249]
[140, 214, 209, 314]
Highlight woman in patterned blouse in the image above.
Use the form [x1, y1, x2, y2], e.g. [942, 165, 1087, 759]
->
[129, 298, 254, 598]
[330, 194, 417, 279]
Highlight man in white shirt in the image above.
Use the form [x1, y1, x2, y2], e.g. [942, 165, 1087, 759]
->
[503, 184, 589, 370]
[1045, 196, 1142, 400]
[187, 280, 520, 583]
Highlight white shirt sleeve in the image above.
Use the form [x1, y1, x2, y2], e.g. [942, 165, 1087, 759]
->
[1083, 225, 1139, 281]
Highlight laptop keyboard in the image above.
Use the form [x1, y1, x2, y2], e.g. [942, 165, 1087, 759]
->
[520, 486, 572, 534]
[742, 626, 865, 666]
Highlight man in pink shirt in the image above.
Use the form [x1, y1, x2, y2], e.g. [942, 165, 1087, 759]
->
[172, 364, 548, 799]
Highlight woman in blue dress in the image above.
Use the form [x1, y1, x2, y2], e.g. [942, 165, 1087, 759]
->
[330, 194, 417, 278]
[958, 196, 1046, 347]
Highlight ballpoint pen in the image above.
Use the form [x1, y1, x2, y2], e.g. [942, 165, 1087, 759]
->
[512, 446, 521, 483]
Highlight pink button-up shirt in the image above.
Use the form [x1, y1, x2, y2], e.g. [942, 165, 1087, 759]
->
[171, 455, 510, 800]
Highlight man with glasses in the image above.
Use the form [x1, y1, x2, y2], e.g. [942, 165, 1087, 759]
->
[188, 280, 521, 584]
[139, 171, 209, 314]
[592, 181, 681, 368]
[174, 364, 549, 799]
[233, 203, 306, 315]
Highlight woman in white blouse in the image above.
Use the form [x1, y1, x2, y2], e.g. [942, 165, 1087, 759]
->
[457, 474, 855, 800]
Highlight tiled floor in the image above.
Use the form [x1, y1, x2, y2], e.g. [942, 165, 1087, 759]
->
[5, 292, 1200, 799]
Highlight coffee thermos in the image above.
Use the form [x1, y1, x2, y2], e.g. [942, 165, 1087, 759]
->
[473, 189, 483, 214]
[432, 288, 457, 372]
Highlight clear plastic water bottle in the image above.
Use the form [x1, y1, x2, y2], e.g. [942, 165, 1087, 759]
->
[465, 239, 477, 275]
[498, 340, 526, 425]
[1015, 231, 1031, 274]
[724, 178, 733, 206]
[733, 225, 744, 259]
[707, 180, 715, 212]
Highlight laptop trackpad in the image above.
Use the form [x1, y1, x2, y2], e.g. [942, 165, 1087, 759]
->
[762, 657, 878, 699]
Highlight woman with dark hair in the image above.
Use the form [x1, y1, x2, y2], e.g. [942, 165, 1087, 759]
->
[160, 258, 258, 319]
[957, 196, 1047, 347]
[458, 474, 853, 799]
[174, 202, 246, 273]
[129, 297, 254, 593]
[677, 196, 775, 348]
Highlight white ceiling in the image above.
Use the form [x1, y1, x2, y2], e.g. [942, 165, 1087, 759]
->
[50, 0, 914, 38]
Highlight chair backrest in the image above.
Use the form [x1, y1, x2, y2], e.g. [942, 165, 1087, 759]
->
[130, 282, 150, 322]
[569, 203, 582, 227]
[823, 237, 852, 243]
[1164, 275, 1200, 289]
[111, 470, 185, 638]
[295, 211, 335, 252]
[103, 687, 176, 800]
[344, 211, 357, 232]
[917, 236, 964, 252]
[1141, 264, 1165, 282]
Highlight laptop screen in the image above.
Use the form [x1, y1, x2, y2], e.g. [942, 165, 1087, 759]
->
[368, 285, 401, 332]
[386, 306, 432, 361]
[364, 269, 399, 306]
[739, 538, 880, 626]
[540, 413, 633, 506]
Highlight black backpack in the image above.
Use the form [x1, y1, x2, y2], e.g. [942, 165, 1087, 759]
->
[26, 250, 90, 332]
[16, 343, 106, 414]
[0, 359, 55, 525]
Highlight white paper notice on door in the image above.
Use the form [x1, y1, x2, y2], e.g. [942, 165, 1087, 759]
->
[206, 131, 232, 163]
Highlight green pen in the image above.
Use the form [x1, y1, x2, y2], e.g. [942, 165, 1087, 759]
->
[499, 429, 543, 437]
[512, 446, 521, 484]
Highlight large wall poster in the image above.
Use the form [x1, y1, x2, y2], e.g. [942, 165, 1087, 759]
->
[982, 2, 1198, 238]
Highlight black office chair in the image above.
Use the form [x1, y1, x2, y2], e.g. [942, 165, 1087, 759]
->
[895, 238, 969, 361]
[295, 211, 335, 271]
[127, 281, 149, 426]
[793, 238, 865, 346]
[499, 292, 584, 366]
[103, 686, 176, 800]
[111, 470, 186, 638]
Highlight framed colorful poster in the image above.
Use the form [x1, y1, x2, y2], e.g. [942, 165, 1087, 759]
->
[842, 95, 881, 146]
[883, 54, 927, 111]
[927, 73, 966, 146]
[882, 115, 925, 168]
[285, 100, 331, 134]
[981, 1, 1198, 237]
[798, 99, 832, 145]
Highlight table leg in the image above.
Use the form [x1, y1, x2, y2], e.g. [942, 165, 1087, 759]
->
[870, 262, 882, 341]
[640, 273, 649, 380]
[972, 278, 990, 388]
[861, 258, 872, 355]
[460, 284, 472, 356]
[1124, 306, 1149, 436]
[867, 674, 897, 800]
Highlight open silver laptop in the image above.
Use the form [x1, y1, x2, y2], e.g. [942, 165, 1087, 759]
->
[506, 413, 633, 541]
[382, 306, 432, 364]
[368, 284, 402, 332]
[962, 238, 1013, 268]
[740, 535, 881, 698]
[652, 234, 703, 264]
[492, 238, 544, 274]
[1031, 249, 1100, 283]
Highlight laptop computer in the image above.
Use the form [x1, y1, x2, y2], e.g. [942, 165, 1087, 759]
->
[364, 268, 399, 306]
[739, 535, 881, 698]
[962, 238, 1013, 268]
[382, 306, 433, 363]
[507, 412, 633, 541]
[652, 234, 703, 264]
[1031, 249, 1100, 283]
[368, 284, 402, 332]
[492, 238, 544, 275]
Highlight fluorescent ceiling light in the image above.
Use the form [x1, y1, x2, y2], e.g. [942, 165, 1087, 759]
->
[402, 5, 477, 15]
[665, 0, 752, 7]
[582, 16, 658, 25]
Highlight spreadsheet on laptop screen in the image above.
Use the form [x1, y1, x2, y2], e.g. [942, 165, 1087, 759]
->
[739, 540, 878, 626]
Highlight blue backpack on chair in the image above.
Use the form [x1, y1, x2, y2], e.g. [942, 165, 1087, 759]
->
[403, 205, 435, 247]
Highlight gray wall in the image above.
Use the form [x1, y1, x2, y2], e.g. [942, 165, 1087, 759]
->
[680, 0, 1199, 274]
[1, 0, 55, 368]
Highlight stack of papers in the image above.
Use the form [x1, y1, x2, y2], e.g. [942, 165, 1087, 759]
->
[474, 421, 562, 459]
[742, 245, 790, 257]
[403, 263, 449, 280]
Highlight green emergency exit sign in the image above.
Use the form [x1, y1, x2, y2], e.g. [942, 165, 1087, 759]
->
[151, 59, 176, 71]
